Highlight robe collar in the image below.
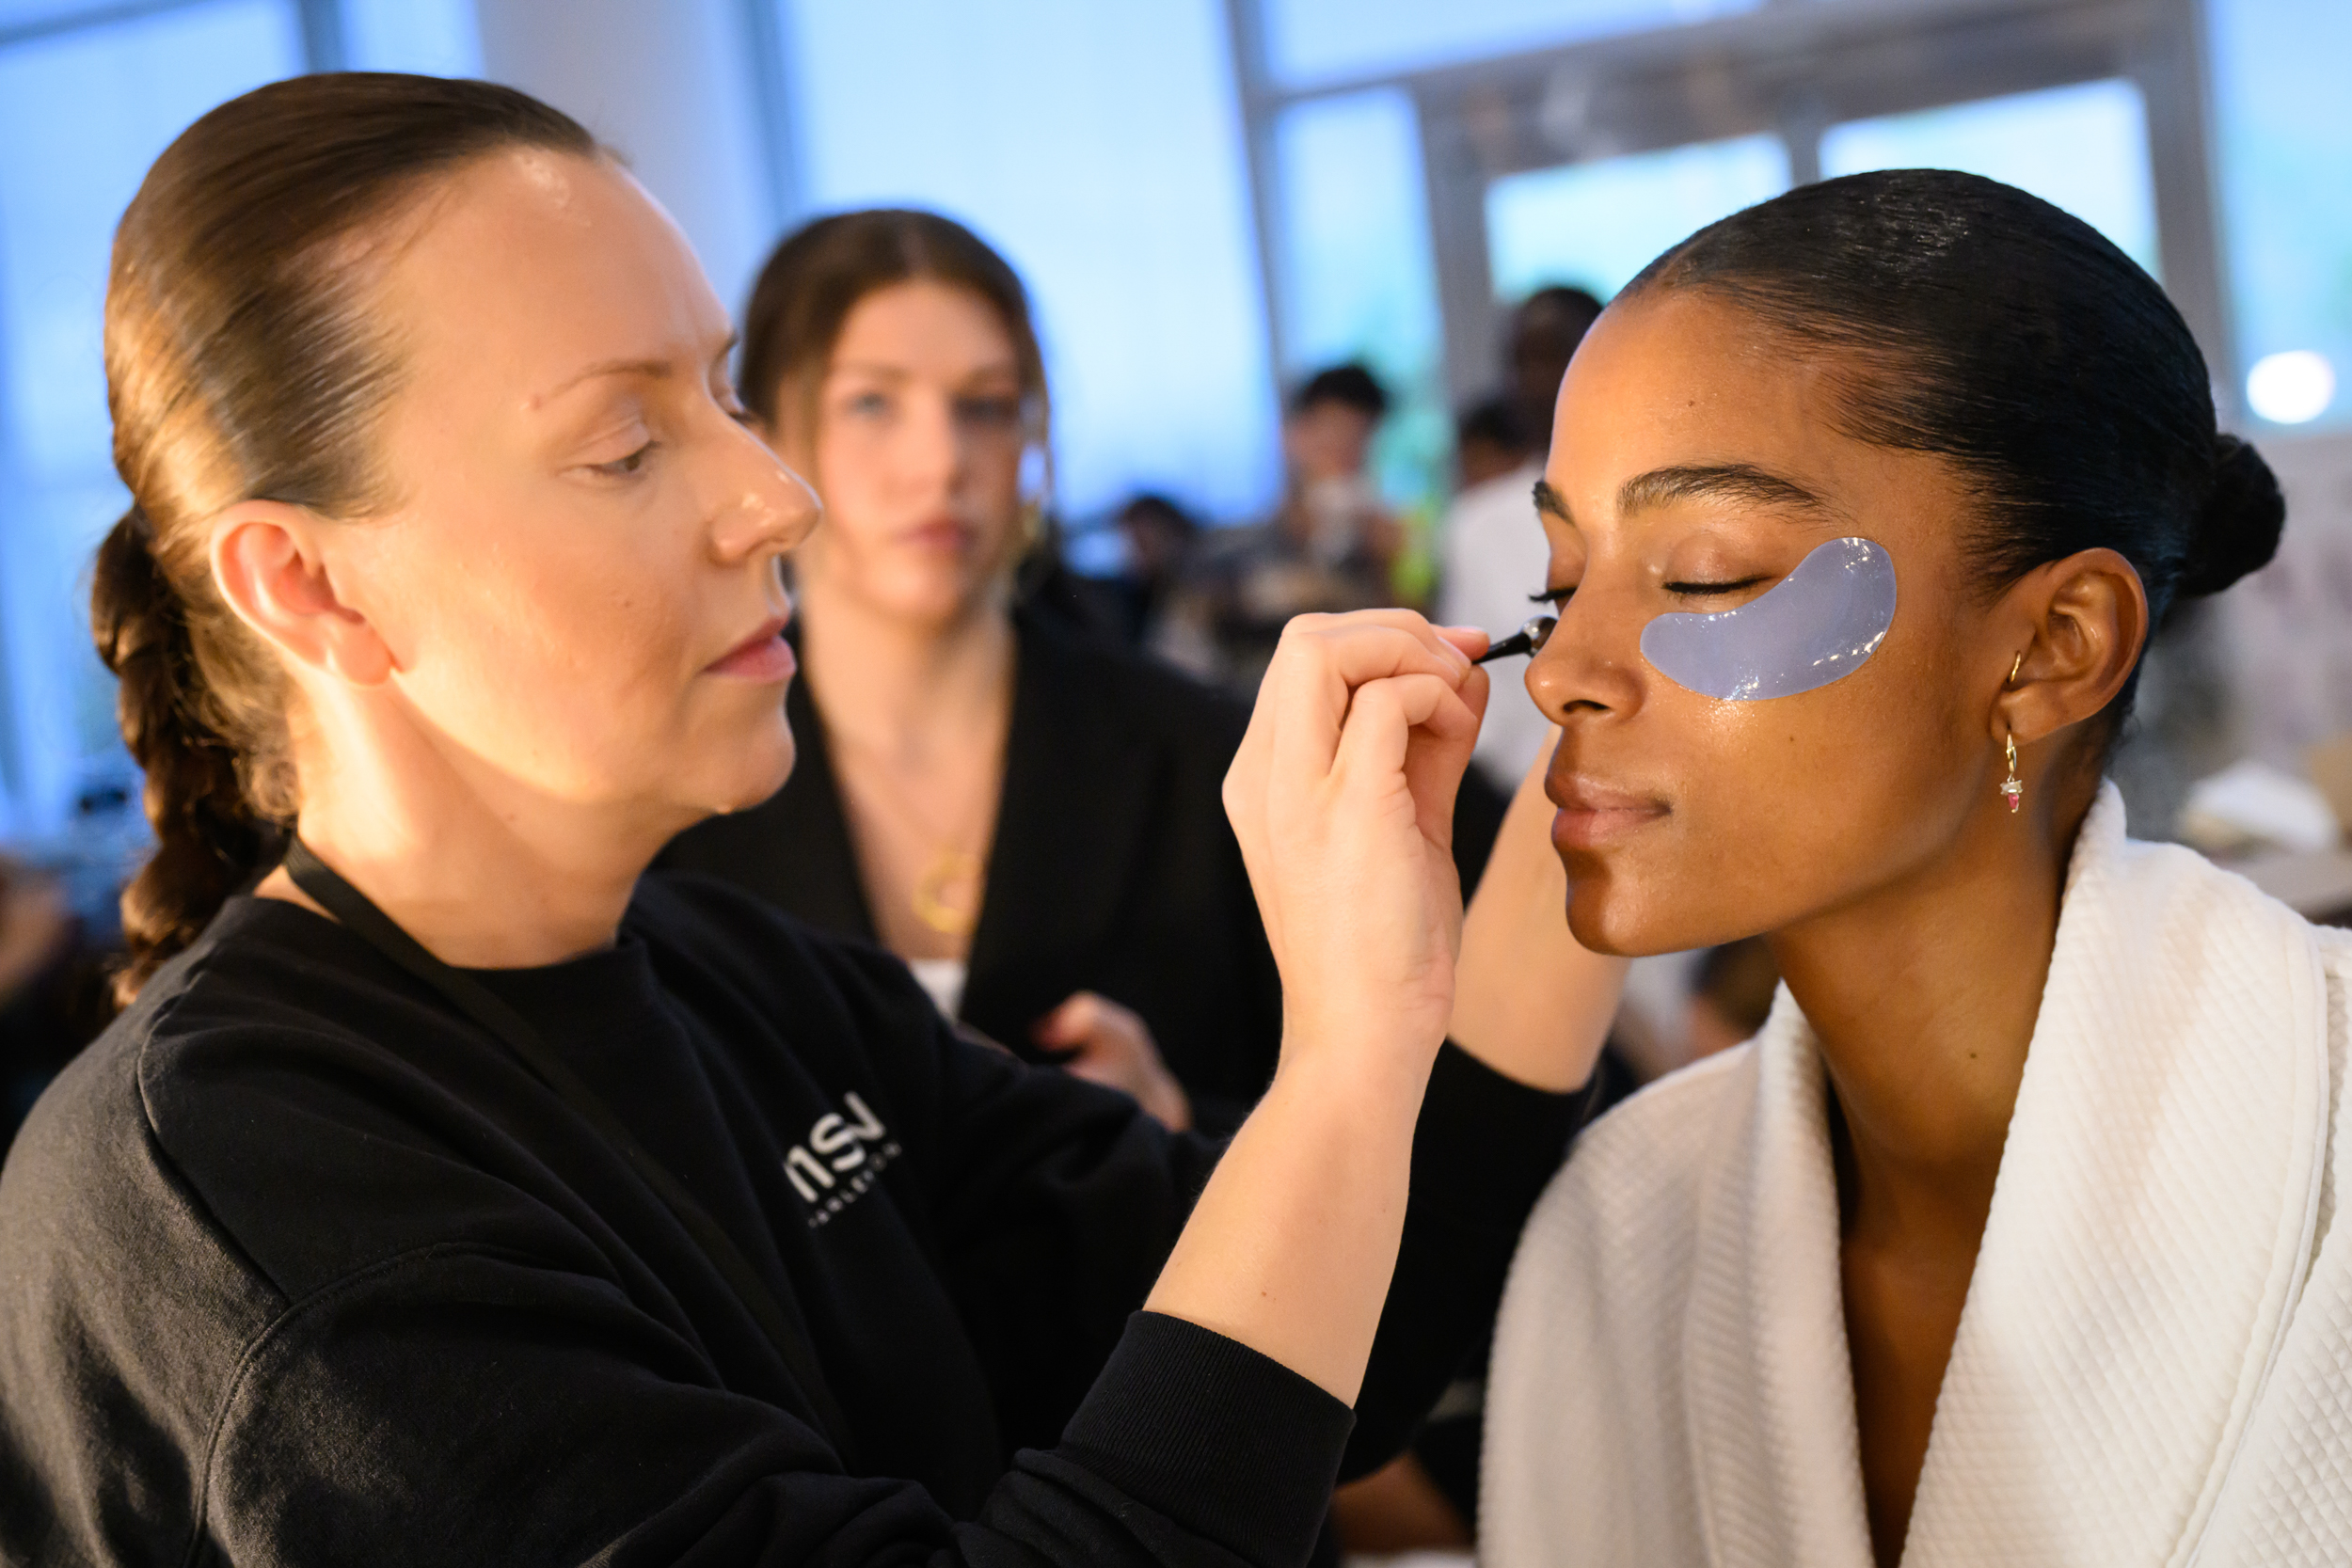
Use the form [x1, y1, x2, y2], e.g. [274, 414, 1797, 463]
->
[1687, 784, 2330, 1566]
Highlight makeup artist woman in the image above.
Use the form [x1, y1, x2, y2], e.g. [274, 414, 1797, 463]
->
[658, 210, 1272, 1133]
[0, 74, 1620, 1567]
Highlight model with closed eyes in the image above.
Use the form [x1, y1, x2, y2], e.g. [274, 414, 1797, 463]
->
[1479, 170, 2349, 1568]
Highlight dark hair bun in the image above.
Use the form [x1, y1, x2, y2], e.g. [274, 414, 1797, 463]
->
[2181, 434, 2285, 598]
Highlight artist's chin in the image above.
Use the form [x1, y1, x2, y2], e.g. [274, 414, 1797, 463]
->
[699, 721, 797, 816]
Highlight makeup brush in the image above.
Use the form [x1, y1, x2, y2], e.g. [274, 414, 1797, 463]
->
[1471, 613, 1556, 665]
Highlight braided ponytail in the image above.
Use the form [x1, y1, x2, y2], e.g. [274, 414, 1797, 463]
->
[90, 508, 277, 1005]
[96, 73, 597, 1005]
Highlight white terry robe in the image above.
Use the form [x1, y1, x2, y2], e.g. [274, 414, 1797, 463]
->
[1485, 784, 2352, 1566]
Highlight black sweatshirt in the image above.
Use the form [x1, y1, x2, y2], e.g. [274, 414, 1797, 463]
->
[0, 875, 1589, 1567]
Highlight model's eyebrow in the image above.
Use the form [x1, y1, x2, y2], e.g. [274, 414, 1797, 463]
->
[1533, 479, 1574, 525]
[1616, 463, 1829, 516]
[534, 333, 739, 405]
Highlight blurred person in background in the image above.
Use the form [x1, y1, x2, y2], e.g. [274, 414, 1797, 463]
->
[1439, 286, 1605, 790]
[660, 211, 1276, 1134]
[1099, 490, 1200, 649]
[1506, 286, 1609, 443]
[0, 858, 107, 1154]
[660, 220, 1520, 1557]
[1175, 363, 1405, 694]
[1454, 394, 1534, 493]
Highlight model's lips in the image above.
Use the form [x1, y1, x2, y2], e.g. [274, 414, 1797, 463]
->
[1546, 774, 1669, 849]
[707, 618, 796, 681]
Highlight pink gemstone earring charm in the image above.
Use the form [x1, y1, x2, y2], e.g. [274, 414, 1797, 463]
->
[2001, 733, 2023, 814]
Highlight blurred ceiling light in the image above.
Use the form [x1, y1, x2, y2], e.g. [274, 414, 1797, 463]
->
[2246, 349, 2337, 425]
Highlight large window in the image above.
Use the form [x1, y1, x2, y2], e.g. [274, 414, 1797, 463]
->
[772, 0, 1278, 527]
[1486, 133, 1791, 303]
[1271, 87, 1447, 521]
[5, 0, 2349, 843]
[0, 0, 480, 844]
[2207, 0, 2352, 433]
[1820, 79, 2159, 280]
[0, 2, 304, 844]
[1261, 0, 1758, 89]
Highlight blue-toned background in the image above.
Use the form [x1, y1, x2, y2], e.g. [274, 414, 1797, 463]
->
[3, 0, 2349, 849]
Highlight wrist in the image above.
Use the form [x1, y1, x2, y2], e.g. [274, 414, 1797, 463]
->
[1263, 1027, 1438, 1135]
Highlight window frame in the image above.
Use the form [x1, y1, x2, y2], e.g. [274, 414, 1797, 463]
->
[1224, 0, 2230, 420]
[0, 0, 342, 838]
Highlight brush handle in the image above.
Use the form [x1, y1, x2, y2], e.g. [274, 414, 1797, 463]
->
[1470, 613, 1556, 666]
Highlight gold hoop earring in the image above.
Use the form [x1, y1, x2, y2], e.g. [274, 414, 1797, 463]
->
[2001, 733, 2023, 814]
[2008, 651, 2025, 686]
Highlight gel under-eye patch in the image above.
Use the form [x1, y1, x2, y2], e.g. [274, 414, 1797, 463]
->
[1639, 535, 1896, 701]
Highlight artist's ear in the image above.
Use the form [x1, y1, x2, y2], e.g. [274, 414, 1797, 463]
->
[210, 501, 395, 687]
[1994, 547, 2148, 746]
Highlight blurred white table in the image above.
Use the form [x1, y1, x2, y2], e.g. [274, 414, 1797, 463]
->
[2224, 845, 2352, 923]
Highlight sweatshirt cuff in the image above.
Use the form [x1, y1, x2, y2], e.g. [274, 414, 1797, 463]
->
[1058, 1310, 1354, 1566]
[1414, 1038, 1597, 1226]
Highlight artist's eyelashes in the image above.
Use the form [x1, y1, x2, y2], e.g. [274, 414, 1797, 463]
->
[1661, 575, 1769, 598]
[590, 441, 657, 479]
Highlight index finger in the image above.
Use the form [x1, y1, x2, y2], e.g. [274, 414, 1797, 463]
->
[1259, 612, 1477, 783]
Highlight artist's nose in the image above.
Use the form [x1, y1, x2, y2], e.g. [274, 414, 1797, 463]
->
[711, 428, 821, 564]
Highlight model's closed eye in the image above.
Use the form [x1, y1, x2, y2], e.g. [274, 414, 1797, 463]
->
[1661, 574, 1770, 598]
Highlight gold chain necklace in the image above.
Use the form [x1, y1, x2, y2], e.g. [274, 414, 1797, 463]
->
[909, 847, 985, 937]
[828, 729, 997, 939]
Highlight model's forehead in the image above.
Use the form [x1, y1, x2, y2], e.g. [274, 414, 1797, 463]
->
[1547, 291, 1894, 525]
[1569, 293, 1824, 435]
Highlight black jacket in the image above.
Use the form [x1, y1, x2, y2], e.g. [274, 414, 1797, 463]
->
[660, 613, 1507, 1133]
[662, 614, 1284, 1130]
[0, 877, 1588, 1567]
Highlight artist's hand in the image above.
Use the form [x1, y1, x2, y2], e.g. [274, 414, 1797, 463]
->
[1034, 991, 1192, 1132]
[1152, 610, 1486, 1403]
[1451, 732, 1629, 1090]
[1223, 610, 1489, 1080]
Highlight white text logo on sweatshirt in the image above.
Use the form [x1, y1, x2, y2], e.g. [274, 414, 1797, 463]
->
[784, 1092, 901, 1226]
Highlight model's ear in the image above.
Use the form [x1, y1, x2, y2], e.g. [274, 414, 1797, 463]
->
[1993, 546, 2149, 747]
[210, 500, 395, 687]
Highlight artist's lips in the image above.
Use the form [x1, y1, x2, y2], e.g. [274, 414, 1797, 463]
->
[1547, 775, 1669, 849]
[707, 618, 795, 681]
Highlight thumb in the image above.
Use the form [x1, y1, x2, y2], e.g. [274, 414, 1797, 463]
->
[1033, 991, 1104, 1051]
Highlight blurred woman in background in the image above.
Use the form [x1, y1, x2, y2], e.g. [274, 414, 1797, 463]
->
[659, 212, 1526, 1554]
[661, 212, 1266, 1133]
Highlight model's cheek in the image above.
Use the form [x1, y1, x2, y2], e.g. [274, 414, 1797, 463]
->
[1640, 536, 1898, 701]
